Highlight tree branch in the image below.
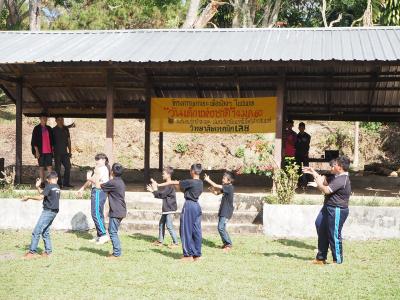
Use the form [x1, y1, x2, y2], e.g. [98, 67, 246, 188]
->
[329, 13, 342, 27]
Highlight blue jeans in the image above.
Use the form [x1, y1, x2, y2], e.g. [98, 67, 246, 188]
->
[29, 209, 58, 254]
[109, 217, 122, 257]
[218, 216, 232, 246]
[158, 214, 178, 244]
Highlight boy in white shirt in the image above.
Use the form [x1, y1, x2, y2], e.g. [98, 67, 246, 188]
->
[78, 153, 110, 244]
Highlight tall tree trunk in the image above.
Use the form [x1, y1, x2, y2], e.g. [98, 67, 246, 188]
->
[0, 0, 5, 13]
[232, 0, 241, 28]
[29, 0, 41, 31]
[193, 1, 227, 28]
[182, 0, 201, 28]
[6, 0, 20, 28]
[261, 0, 282, 27]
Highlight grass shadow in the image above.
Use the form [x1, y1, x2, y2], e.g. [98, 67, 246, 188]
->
[79, 247, 109, 257]
[264, 252, 310, 261]
[202, 238, 219, 249]
[129, 233, 155, 243]
[151, 248, 182, 260]
[66, 230, 93, 240]
[276, 239, 315, 250]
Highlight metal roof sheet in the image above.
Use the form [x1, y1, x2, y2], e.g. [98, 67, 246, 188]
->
[1, 27, 400, 64]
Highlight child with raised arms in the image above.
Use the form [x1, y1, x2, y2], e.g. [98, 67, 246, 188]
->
[77, 153, 110, 245]
[154, 164, 203, 262]
[22, 171, 61, 259]
[204, 171, 235, 252]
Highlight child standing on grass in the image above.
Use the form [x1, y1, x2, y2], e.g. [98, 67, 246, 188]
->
[100, 163, 126, 259]
[147, 167, 179, 248]
[77, 153, 110, 245]
[22, 171, 60, 259]
[155, 164, 203, 262]
[204, 171, 235, 252]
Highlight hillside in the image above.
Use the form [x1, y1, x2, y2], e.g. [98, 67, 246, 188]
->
[0, 104, 396, 173]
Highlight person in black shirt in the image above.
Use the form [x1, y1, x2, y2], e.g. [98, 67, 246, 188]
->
[53, 116, 73, 188]
[155, 163, 203, 262]
[303, 156, 351, 265]
[204, 171, 235, 252]
[295, 122, 311, 187]
[147, 166, 179, 248]
[100, 163, 126, 258]
[22, 171, 60, 259]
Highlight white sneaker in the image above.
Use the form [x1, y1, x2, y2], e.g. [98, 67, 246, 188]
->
[89, 237, 99, 243]
[96, 235, 110, 245]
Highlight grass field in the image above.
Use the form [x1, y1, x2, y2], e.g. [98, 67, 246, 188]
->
[0, 231, 399, 299]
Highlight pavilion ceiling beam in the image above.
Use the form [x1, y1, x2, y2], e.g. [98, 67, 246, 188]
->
[0, 84, 17, 103]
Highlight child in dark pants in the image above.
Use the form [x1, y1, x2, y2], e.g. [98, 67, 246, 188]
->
[204, 171, 235, 252]
[155, 164, 203, 262]
[147, 166, 179, 248]
[22, 172, 60, 259]
[100, 163, 126, 259]
[303, 156, 351, 265]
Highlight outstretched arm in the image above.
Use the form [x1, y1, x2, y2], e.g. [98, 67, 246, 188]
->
[22, 195, 44, 201]
[204, 174, 223, 190]
[303, 167, 331, 194]
[156, 180, 180, 187]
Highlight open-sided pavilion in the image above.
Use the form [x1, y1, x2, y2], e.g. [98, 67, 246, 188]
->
[0, 27, 399, 184]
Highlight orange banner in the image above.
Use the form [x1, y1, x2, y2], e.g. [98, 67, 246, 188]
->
[151, 97, 277, 134]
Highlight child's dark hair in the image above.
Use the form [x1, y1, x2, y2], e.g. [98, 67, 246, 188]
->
[47, 171, 58, 180]
[164, 166, 174, 176]
[223, 171, 235, 183]
[111, 163, 123, 177]
[190, 164, 202, 175]
[95, 153, 110, 174]
[330, 156, 351, 172]
[299, 122, 305, 128]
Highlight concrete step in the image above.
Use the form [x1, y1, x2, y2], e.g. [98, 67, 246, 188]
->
[125, 210, 262, 225]
[119, 220, 263, 234]
[125, 192, 264, 212]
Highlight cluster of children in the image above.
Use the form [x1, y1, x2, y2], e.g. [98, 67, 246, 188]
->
[22, 155, 235, 262]
[21, 149, 351, 265]
[23, 153, 127, 259]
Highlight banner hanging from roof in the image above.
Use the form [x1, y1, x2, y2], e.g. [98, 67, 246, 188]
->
[150, 97, 277, 134]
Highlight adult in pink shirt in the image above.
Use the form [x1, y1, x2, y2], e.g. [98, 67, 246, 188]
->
[31, 113, 54, 187]
[284, 119, 297, 158]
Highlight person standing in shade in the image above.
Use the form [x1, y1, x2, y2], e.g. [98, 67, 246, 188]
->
[31, 112, 54, 188]
[303, 156, 351, 265]
[295, 122, 311, 187]
[53, 116, 73, 188]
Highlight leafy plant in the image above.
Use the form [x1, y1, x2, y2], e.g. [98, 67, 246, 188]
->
[361, 122, 382, 133]
[0, 167, 15, 191]
[174, 141, 189, 154]
[235, 147, 245, 158]
[272, 158, 300, 204]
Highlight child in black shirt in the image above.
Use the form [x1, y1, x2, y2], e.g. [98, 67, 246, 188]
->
[147, 167, 179, 248]
[204, 171, 235, 252]
[155, 164, 203, 262]
[100, 163, 126, 258]
[22, 171, 60, 259]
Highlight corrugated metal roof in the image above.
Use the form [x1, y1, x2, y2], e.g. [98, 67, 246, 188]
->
[1, 27, 400, 64]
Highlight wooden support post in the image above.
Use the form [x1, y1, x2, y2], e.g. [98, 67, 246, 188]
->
[144, 76, 151, 185]
[105, 69, 114, 164]
[274, 77, 285, 168]
[158, 132, 163, 171]
[15, 78, 23, 185]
